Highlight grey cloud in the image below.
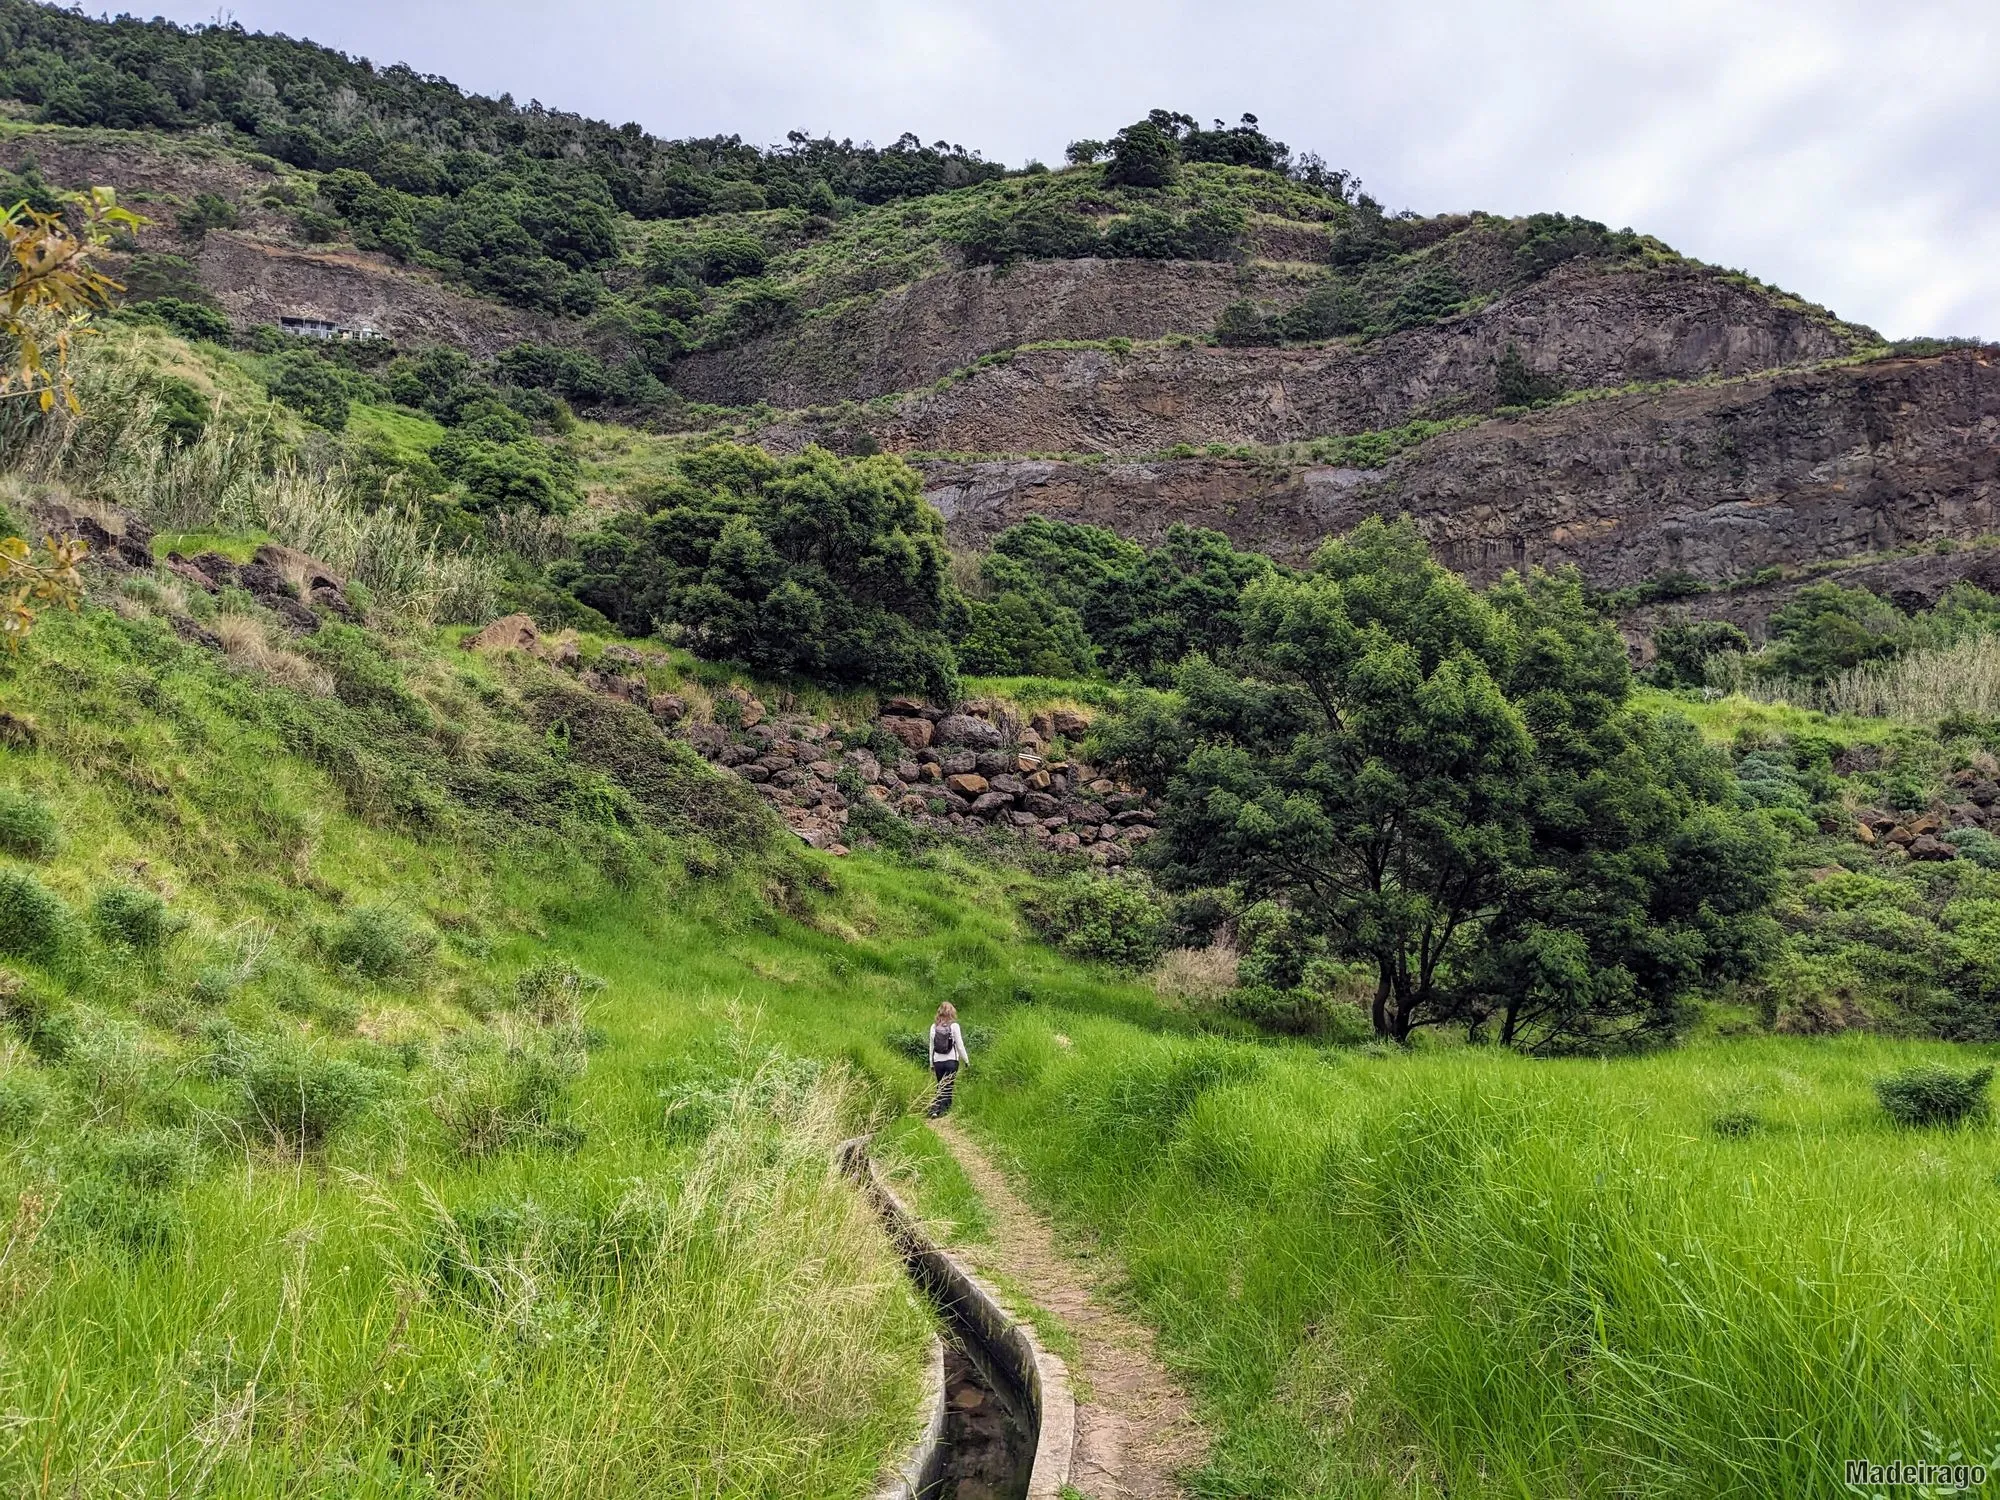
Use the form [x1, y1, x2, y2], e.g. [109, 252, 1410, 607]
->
[142, 0, 1999, 336]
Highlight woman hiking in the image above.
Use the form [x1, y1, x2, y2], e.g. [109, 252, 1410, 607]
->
[926, 1001, 968, 1118]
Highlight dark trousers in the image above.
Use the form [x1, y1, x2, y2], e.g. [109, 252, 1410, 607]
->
[928, 1059, 958, 1117]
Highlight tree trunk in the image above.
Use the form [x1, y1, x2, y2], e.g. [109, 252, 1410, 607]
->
[1372, 965, 1392, 1038]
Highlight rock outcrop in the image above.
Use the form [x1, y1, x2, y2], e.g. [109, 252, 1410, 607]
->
[670, 259, 1332, 408]
[835, 265, 1862, 456]
[923, 348, 2000, 590]
[191, 233, 551, 354]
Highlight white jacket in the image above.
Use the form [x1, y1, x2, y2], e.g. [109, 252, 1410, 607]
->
[929, 1021, 968, 1065]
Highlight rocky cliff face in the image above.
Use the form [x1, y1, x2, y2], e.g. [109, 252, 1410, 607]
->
[862, 264, 1861, 455]
[189, 233, 551, 354]
[922, 349, 2000, 588]
[669, 258, 1331, 408]
[0, 127, 559, 353]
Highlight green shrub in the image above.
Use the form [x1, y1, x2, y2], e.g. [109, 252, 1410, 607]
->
[265, 348, 351, 431]
[1020, 873, 1168, 969]
[99, 1128, 195, 1191]
[0, 787, 60, 859]
[189, 965, 237, 1005]
[514, 958, 606, 1024]
[429, 1033, 586, 1157]
[323, 904, 438, 982]
[1873, 1063, 1994, 1128]
[1710, 1107, 1764, 1138]
[139, 295, 231, 343]
[90, 886, 178, 953]
[2, 979, 74, 1063]
[1944, 828, 2000, 869]
[1224, 984, 1373, 1042]
[0, 869, 74, 966]
[0, 1071, 48, 1134]
[176, 190, 240, 240]
[237, 1043, 382, 1149]
[56, 1172, 178, 1253]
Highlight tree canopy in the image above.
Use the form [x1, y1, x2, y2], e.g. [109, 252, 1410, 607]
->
[1097, 519, 1780, 1050]
[558, 444, 959, 699]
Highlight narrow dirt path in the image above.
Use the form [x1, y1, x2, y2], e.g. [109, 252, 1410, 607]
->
[929, 1117, 1209, 1500]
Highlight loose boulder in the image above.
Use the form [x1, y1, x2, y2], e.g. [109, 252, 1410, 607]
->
[463, 614, 541, 653]
[935, 713, 1004, 750]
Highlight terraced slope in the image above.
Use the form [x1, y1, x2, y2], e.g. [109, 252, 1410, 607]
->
[919, 347, 2000, 587]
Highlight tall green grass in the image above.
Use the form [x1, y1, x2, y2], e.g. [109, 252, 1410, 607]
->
[964, 1018, 2000, 1498]
[0, 596, 1174, 1494]
[2, 352, 498, 624]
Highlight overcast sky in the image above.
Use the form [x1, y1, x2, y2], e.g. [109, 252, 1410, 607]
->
[129, 0, 1999, 340]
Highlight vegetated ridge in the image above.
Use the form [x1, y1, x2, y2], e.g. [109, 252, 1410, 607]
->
[6, 11, 2000, 1500]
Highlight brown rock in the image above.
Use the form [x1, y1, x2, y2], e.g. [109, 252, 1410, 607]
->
[165, 557, 219, 592]
[1125, 824, 1156, 844]
[648, 693, 688, 724]
[1051, 709, 1091, 736]
[1971, 781, 2000, 808]
[1886, 826, 1916, 846]
[878, 714, 934, 750]
[1025, 769, 1052, 791]
[935, 713, 1004, 750]
[970, 791, 1014, 816]
[947, 773, 989, 797]
[462, 613, 540, 653]
[1858, 808, 1899, 834]
[1052, 832, 1081, 852]
[724, 687, 765, 729]
[1910, 834, 1957, 861]
[1910, 811, 1943, 837]
[883, 695, 929, 716]
[919, 763, 943, 783]
[1030, 711, 1055, 739]
[1854, 822, 1878, 846]
[551, 634, 582, 668]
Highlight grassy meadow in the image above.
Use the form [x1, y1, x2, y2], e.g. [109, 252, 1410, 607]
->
[0, 601, 1154, 1496]
[950, 1017, 2000, 1498]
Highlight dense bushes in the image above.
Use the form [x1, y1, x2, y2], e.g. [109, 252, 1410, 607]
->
[559, 443, 960, 698]
[0, 3, 1006, 256]
[953, 200, 1245, 267]
[0, 868, 71, 965]
[959, 518, 1278, 686]
[321, 904, 437, 982]
[234, 1040, 380, 1149]
[1021, 873, 1168, 970]
[0, 786, 58, 858]
[89, 886, 176, 952]
[1874, 1062, 1993, 1126]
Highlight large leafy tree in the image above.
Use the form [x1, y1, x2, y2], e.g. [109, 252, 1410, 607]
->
[1099, 519, 1779, 1049]
[960, 517, 1277, 685]
[559, 444, 959, 699]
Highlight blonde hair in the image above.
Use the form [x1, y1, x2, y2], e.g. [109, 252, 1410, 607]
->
[935, 1002, 957, 1024]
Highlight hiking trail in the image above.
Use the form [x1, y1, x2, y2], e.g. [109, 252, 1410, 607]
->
[928, 1117, 1209, 1500]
